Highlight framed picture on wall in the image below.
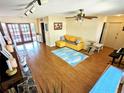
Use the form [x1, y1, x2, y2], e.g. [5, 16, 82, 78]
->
[54, 22, 62, 30]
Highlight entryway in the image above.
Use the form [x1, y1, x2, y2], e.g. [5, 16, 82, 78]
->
[40, 23, 46, 43]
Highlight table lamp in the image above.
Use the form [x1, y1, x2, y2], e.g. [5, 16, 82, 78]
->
[6, 60, 17, 76]
[6, 45, 14, 53]
[0, 46, 17, 76]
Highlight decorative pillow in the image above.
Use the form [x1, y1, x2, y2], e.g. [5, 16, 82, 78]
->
[64, 35, 70, 41]
[76, 40, 81, 44]
[69, 36, 77, 42]
[60, 36, 65, 41]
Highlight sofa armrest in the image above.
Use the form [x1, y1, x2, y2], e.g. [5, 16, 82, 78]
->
[77, 42, 85, 49]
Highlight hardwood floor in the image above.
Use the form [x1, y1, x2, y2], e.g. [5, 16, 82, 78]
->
[17, 42, 115, 93]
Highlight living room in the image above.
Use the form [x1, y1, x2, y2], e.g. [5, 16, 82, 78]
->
[0, 0, 124, 93]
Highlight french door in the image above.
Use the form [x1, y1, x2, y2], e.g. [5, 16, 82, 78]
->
[6, 23, 33, 45]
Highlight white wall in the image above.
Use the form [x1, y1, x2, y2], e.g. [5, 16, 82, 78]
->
[107, 16, 124, 22]
[0, 16, 37, 23]
[66, 16, 106, 48]
[43, 16, 66, 47]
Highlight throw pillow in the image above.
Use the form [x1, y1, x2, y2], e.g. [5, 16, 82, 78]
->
[64, 35, 70, 41]
[76, 40, 81, 44]
[60, 36, 65, 41]
[69, 36, 77, 42]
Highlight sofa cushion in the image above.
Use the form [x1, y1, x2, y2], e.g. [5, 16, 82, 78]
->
[64, 35, 77, 42]
[64, 35, 70, 41]
[66, 40, 77, 45]
[69, 36, 77, 42]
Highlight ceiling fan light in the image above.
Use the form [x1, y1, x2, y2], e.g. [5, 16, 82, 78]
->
[78, 19, 83, 22]
[76, 17, 83, 22]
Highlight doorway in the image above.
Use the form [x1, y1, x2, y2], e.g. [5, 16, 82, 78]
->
[103, 22, 124, 49]
[6, 23, 33, 45]
[40, 23, 46, 43]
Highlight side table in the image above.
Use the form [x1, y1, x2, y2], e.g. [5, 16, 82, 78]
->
[109, 50, 120, 65]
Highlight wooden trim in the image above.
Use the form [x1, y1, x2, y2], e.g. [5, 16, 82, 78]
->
[18, 23, 24, 44]
[99, 22, 106, 43]
[0, 23, 5, 36]
[6, 23, 14, 44]
[28, 23, 33, 42]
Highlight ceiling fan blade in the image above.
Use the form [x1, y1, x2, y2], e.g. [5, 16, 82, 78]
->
[37, 0, 41, 5]
[66, 16, 76, 19]
[83, 16, 98, 19]
[83, 17, 92, 19]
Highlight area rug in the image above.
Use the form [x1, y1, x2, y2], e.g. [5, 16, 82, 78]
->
[52, 47, 89, 66]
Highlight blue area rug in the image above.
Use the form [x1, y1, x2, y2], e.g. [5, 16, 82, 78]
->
[52, 47, 89, 66]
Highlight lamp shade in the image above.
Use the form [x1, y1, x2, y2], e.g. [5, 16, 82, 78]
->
[6, 45, 14, 52]
[10, 58, 18, 68]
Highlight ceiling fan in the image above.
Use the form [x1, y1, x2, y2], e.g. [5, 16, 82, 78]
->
[66, 9, 98, 21]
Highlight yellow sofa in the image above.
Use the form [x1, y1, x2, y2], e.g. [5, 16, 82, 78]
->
[56, 35, 85, 51]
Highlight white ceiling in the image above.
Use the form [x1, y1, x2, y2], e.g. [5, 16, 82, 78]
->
[0, 0, 124, 18]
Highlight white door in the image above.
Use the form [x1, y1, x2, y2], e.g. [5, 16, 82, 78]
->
[104, 22, 124, 49]
[115, 23, 124, 49]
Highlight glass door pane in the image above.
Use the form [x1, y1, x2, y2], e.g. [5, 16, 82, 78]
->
[7, 24, 22, 44]
[20, 24, 32, 42]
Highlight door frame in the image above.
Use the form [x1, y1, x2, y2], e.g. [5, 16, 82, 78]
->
[6, 23, 33, 45]
[99, 22, 106, 43]
[40, 23, 46, 43]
